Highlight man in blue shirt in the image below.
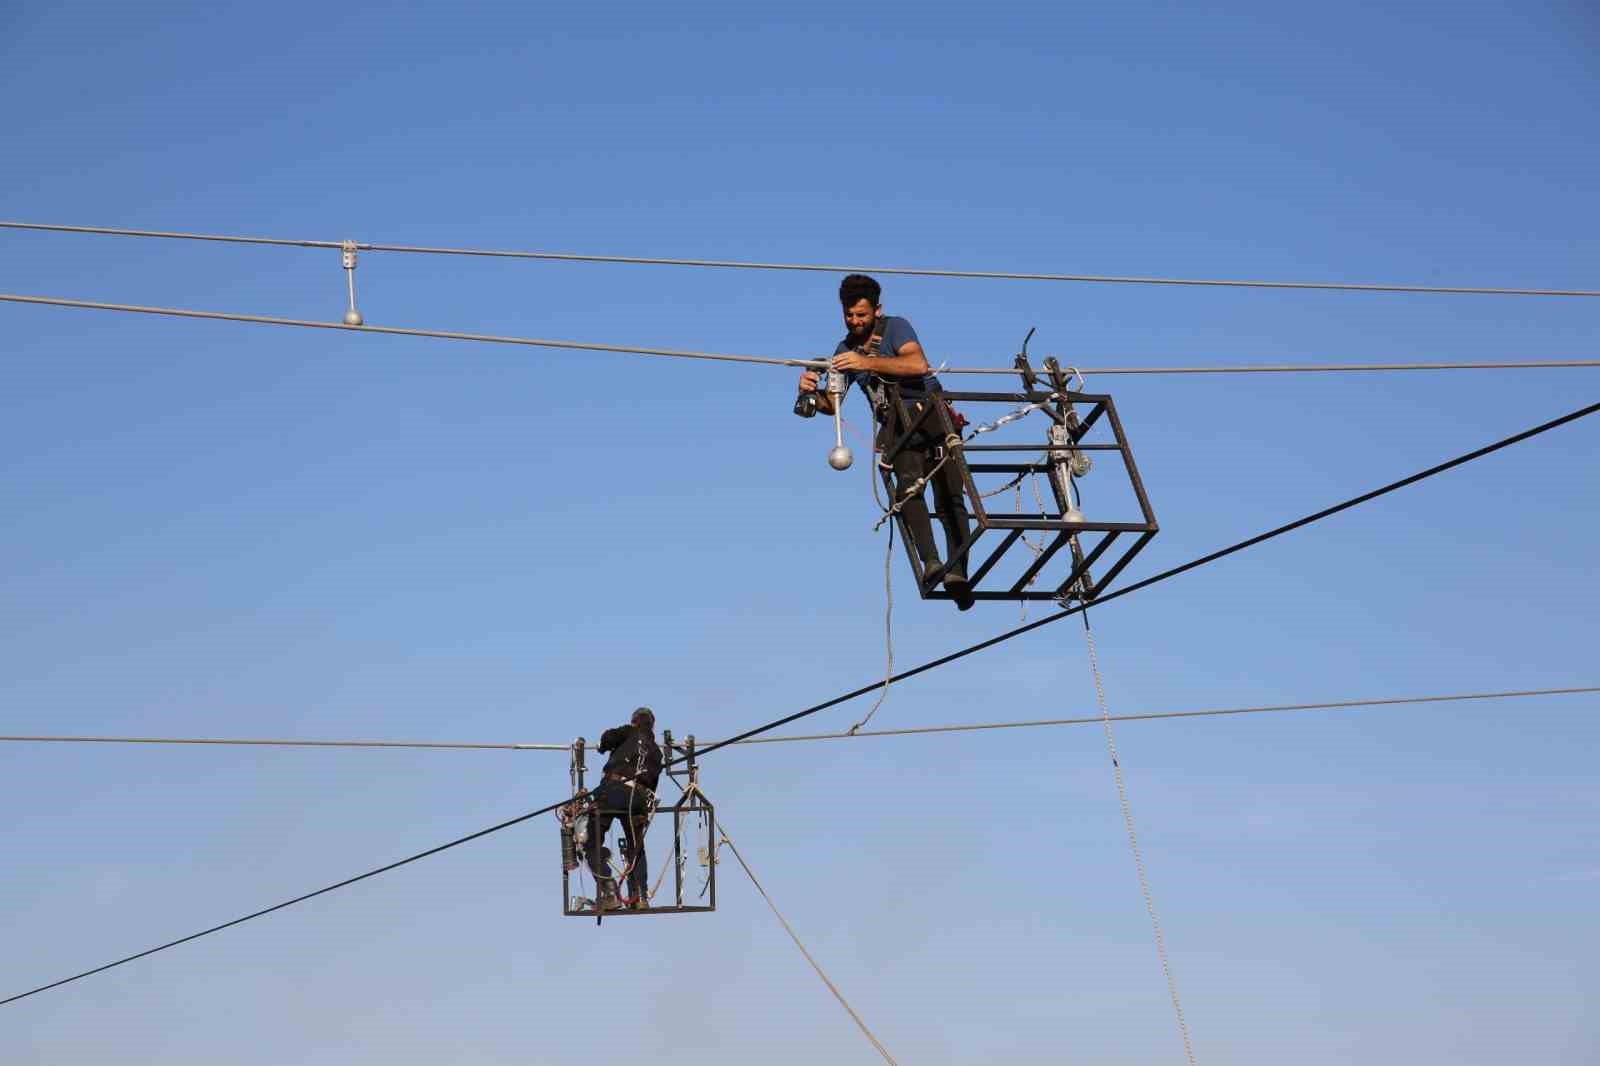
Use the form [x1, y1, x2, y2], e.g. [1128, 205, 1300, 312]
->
[798, 274, 976, 610]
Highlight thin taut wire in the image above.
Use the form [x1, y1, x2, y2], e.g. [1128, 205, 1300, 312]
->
[4, 292, 1599, 377]
[5, 220, 1598, 297]
[4, 686, 1593, 752]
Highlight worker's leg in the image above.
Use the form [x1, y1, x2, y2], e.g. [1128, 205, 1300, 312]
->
[624, 815, 650, 906]
[889, 444, 943, 576]
[585, 786, 621, 904]
[931, 446, 973, 579]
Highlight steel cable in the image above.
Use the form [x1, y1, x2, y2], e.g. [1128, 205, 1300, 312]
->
[5, 292, 1600, 377]
[6, 221, 1598, 298]
[3, 686, 1594, 752]
[5, 399, 1594, 1007]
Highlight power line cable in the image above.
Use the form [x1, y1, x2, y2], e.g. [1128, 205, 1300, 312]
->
[6, 400, 1594, 1007]
[5, 292, 1598, 378]
[0, 800, 564, 1008]
[685, 397, 1600, 763]
[5, 686, 1594, 752]
[5, 221, 1598, 298]
[0, 293, 820, 370]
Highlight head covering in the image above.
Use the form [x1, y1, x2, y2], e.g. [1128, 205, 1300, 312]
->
[631, 706, 655, 730]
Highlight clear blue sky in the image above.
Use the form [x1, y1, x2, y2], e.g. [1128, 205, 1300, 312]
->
[3, 2, 1597, 1063]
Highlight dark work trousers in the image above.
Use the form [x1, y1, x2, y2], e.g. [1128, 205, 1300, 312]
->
[585, 779, 653, 903]
[877, 398, 972, 577]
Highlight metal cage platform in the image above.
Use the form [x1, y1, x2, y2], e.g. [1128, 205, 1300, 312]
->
[878, 354, 1159, 605]
[560, 730, 717, 923]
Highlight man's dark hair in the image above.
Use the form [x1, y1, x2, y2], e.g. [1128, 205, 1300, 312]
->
[631, 706, 655, 730]
[839, 273, 881, 309]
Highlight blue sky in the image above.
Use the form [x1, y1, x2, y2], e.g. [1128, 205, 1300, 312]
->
[2, 2, 1597, 1063]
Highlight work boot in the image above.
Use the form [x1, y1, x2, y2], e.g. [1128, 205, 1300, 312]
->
[943, 570, 976, 612]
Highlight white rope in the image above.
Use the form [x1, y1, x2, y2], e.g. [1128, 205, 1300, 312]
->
[719, 823, 900, 1065]
[871, 439, 958, 532]
[1080, 612, 1198, 1066]
[850, 446, 897, 734]
[963, 394, 1059, 438]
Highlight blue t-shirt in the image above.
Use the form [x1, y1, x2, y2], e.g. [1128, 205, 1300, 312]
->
[826, 315, 939, 400]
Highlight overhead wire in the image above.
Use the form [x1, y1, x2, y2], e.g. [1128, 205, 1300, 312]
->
[5, 292, 1600, 378]
[0, 799, 565, 1008]
[5, 687, 1593, 753]
[5, 398, 1595, 1007]
[5, 220, 1599, 298]
[684, 397, 1600, 764]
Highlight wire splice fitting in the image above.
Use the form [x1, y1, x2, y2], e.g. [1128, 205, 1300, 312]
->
[827, 369, 853, 470]
[340, 239, 364, 326]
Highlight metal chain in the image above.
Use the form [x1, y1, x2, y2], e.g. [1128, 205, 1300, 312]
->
[1080, 611, 1199, 1066]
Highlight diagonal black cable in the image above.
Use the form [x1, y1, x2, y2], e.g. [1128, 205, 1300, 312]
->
[687, 398, 1600, 759]
[0, 802, 562, 1007]
[6, 397, 1595, 1008]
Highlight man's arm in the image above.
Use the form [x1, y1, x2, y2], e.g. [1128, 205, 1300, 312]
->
[832, 339, 930, 379]
[597, 725, 631, 753]
[796, 338, 930, 414]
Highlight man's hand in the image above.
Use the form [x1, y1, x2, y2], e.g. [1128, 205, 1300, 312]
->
[832, 351, 872, 373]
[798, 369, 821, 393]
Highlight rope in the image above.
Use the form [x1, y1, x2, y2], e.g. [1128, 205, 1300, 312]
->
[6, 293, 1600, 378]
[1081, 612, 1198, 1065]
[7, 221, 1599, 298]
[719, 824, 899, 1065]
[850, 443, 897, 734]
[871, 438, 958, 532]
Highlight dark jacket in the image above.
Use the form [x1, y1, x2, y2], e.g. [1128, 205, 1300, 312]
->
[598, 724, 663, 791]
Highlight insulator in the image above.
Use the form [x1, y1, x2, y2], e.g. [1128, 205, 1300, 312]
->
[561, 823, 577, 871]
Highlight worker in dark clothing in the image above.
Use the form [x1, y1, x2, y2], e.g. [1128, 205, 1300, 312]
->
[586, 706, 663, 910]
[797, 274, 976, 610]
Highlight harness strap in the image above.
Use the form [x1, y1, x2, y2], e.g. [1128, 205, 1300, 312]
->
[860, 315, 888, 357]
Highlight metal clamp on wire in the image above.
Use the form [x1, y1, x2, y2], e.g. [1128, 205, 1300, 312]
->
[340, 239, 364, 326]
